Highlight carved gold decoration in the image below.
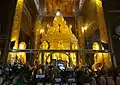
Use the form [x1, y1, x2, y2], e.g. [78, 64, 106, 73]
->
[17, 42, 27, 64]
[92, 42, 112, 70]
[45, 0, 75, 15]
[40, 12, 78, 66]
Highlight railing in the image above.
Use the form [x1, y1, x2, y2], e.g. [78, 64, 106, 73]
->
[8, 49, 111, 53]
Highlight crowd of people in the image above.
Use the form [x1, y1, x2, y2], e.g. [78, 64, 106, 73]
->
[0, 61, 120, 85]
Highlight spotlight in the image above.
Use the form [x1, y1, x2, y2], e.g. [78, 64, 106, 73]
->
[56, 11, 61, 16]
[56, 9, 61, 16]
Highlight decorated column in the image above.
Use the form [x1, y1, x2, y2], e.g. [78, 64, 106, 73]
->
[8, 0, 24, 64]
[95, 0, 108, 43]
[11, 0, 24, 49]
[77, 16, 85, 65]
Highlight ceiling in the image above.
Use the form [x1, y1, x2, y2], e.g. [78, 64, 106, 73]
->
[44, 0, 76, 16]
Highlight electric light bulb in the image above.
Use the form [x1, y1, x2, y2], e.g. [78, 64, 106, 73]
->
[56, 11, 61, 16]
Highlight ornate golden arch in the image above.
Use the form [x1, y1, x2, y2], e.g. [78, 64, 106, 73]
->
[45, 52, 72, 65]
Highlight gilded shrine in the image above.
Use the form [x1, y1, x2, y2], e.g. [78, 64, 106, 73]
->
[39, 12, 78, 66]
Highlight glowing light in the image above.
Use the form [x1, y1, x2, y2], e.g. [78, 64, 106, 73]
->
[96, 0, 101, 6]
[19, 42, 26, 49]
[56, 11, 61, 16]
[82, 25, 88, 33]
[93, 42, 100, 50]
[44, 8, 47, 12]
[40, 29, 44, 34]
[83, 26, 88, 30]
[73, 9, 75, 12]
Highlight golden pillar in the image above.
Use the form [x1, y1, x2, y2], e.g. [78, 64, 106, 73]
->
[8, 0, 24, 64]
[34, 17, 43, 49]
[11, 0, 24, 49]
[77, 16, 85, 65]
[96, 0, 108, 43]
[34, 17, 43, 64]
